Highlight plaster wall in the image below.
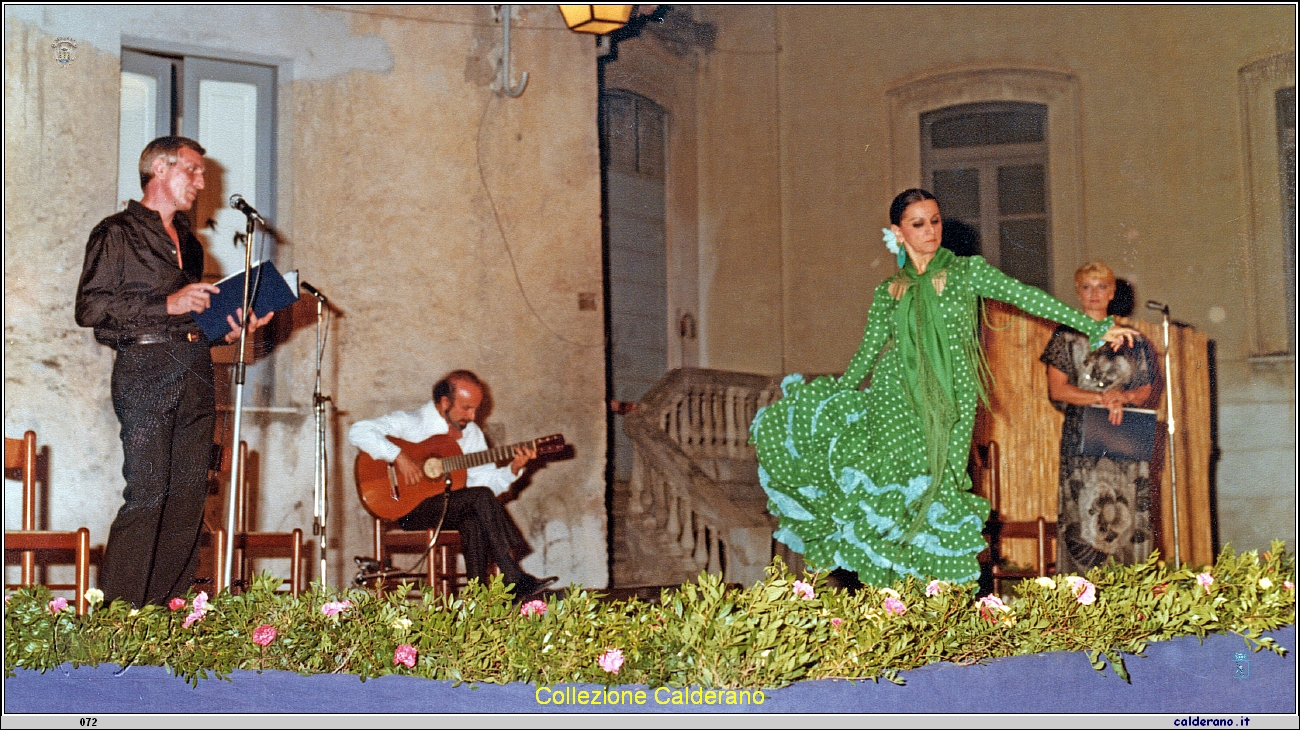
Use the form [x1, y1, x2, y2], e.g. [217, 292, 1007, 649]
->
[4, 5, 608, 588]
[693, 6, 784, 375]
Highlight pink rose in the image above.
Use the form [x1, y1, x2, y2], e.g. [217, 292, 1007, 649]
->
[192, 591, 208, 612]
[252, 624, 277, 647]
[393, 643, 417, 668]
[1286, 581, 1295, 591]
[1065, 576, 1096, 605]
[831, 617, 843, 628]
[1196, 573, 1214, 592]
[925, 580, 945, 597]
[883, 597, 907, 616]
[48, 597, 68, 613]
[519, 599, 547, 617]
[792, 580, 815, 600]
[182, 610, 205, 629]
[598, 648, 625, 674]
[168, 597, 187, 611]
[977, 594, 1010, 624]
[322, 600, 353, 617]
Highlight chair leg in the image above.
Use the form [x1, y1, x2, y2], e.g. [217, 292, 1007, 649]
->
[434, 540, 449, 599]
[373, 518, 385, 598]
[290, 528, 303, 599]
[1036, 517, 1048, 577]
[18, 432, 37, 586]
[75, 527, 90, 616]
[20, 550, 35, 587]
[425, 529, 436, 593]
[213, 529, 227, 595]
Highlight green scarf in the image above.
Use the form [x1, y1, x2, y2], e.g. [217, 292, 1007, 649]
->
[889, 248, 989, 541]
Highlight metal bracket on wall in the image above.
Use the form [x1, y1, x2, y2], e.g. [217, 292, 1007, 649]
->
[497, 5, 528, 97]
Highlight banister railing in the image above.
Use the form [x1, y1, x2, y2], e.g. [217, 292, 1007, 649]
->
[623, 368, 787, 585]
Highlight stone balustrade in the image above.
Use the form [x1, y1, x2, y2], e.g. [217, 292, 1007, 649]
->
[623, 368, 792, 586]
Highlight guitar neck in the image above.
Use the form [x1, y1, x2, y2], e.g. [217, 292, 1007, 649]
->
[441, 439, 534, 473]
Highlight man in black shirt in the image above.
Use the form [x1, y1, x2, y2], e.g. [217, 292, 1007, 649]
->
[75, 136, 271, 607]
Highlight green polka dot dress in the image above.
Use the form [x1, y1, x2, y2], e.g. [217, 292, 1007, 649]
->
[751, 254, 1113, 585]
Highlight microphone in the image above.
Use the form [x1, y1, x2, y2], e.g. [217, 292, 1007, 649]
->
[229, 194, 265, 222]
[1145, 300, 1169, 314]
[300, 281, 328, 302]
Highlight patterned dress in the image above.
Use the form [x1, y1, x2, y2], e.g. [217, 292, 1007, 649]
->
[1040, 326, 1160, 575]
[751, 251, 1114, 585]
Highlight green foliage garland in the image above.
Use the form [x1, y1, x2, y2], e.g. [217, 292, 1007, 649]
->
[5, 543, 1295, 688]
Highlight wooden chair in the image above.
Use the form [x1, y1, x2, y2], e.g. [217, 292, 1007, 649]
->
[974, 440, 1057, 595]
[371, 518, 468, 598]
[226, 441, 305, 597]
[206, 527, 228, 594]
[4, 430, 93, 615]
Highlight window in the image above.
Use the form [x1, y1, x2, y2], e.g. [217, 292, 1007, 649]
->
[1277, 86, 1297, 355]
[603, 90, 665, 181]
[1238, 53, 1296, 357]
[922, 102, 1052, 292]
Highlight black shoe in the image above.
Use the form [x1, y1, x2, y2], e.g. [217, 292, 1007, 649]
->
[512, 573, 558, 600]
[828, 568, 863, 594]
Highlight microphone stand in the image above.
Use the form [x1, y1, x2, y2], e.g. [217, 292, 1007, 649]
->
[305, 285, 333, 586]
[223, 211, 258, 592]
[1148, 301, 1181, 569]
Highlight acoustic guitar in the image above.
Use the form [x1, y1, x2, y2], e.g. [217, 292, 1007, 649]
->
[355, 433, 566, 520]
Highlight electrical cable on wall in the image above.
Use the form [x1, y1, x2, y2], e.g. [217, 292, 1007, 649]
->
[474, 92, 603, 349]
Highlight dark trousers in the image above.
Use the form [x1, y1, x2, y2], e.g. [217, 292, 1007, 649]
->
[100, 342, 215, 607]
[399, 487, 529, 585]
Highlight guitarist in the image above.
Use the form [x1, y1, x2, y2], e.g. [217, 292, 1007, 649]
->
[348, 370, 557, 598]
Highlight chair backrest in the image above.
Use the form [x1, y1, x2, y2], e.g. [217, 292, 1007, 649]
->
[5, 430, 93, 614]
[975, 439, 1057, 593]
[973, 441, 1002, 512]
[5, 431, 37, 531]
[224, 441, 303, 597]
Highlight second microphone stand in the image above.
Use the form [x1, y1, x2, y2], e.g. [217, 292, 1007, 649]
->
[1147, 300, 1181, 569]
[305, 285, 334, 586]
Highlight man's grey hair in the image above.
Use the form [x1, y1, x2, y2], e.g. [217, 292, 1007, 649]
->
[138, 136, 205, 191]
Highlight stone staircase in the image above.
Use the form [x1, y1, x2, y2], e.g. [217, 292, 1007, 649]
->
[611, 368, 803, 588]
[610, 478, 695, 587]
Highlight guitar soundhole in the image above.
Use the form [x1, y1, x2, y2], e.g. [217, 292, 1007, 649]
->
[422, 457, 444, 481]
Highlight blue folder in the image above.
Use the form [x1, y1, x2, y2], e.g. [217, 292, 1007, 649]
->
[191, 259, 298, 341]
[1079, 405, 1158, 462]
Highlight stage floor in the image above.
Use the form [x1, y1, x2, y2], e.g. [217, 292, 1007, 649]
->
[5, 626, 1294, 714]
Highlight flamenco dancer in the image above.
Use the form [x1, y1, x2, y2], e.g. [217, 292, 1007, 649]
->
[751, 189, 1138, 588]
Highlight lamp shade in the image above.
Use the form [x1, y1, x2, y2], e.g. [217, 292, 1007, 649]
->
[559, 5, 634, 34]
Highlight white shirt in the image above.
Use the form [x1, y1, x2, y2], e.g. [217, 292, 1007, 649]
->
[347, 401, 518, 496]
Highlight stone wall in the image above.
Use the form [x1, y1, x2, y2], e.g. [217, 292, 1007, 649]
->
[4, 5, 608, 587]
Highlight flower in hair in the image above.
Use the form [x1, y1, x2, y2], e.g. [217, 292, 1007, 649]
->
[882, 228, 907, 268]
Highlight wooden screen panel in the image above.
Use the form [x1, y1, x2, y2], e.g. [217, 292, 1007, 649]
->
[973, 301, 1214, 571]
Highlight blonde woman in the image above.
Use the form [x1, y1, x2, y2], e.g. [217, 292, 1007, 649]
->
[1040, 261, 1162, 574]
